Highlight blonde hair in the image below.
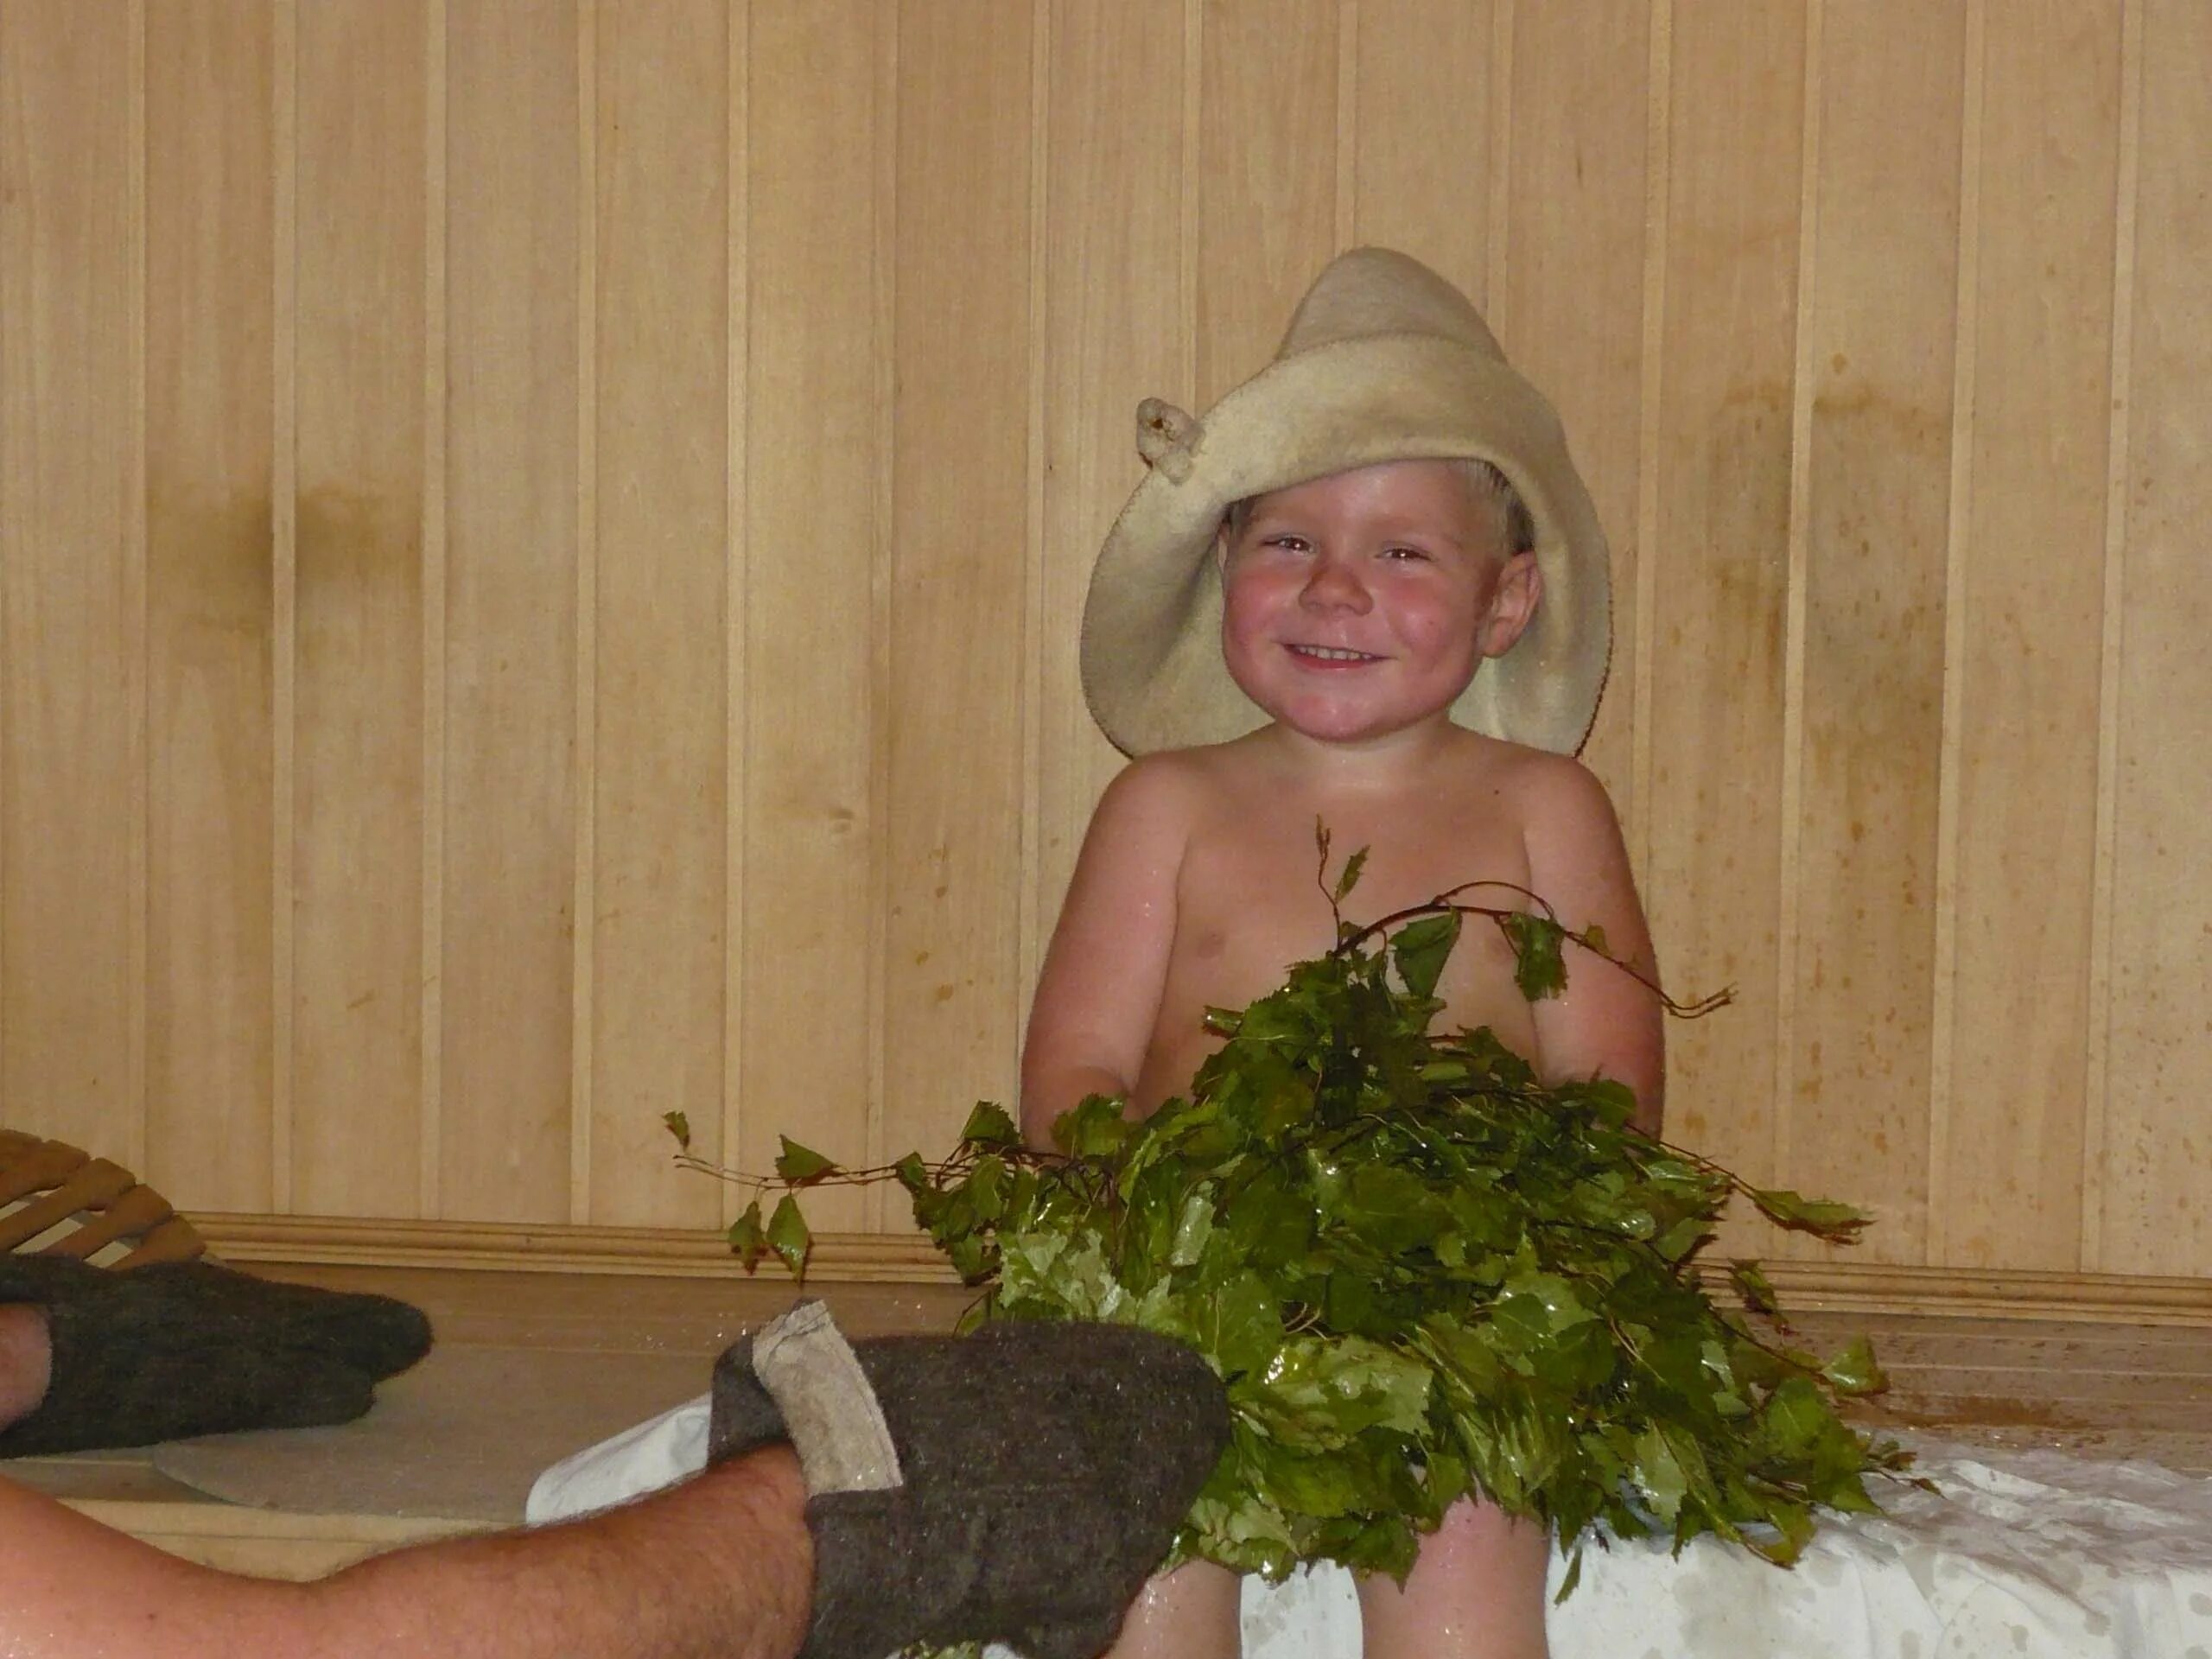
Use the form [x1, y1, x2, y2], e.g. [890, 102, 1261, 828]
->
[1223, 457, 1535, 558]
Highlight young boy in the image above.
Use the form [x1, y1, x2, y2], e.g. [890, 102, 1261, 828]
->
[1022, 248, 1664, 1659]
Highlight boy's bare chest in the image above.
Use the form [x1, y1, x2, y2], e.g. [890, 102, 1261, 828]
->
[1166, 795, 1535, 1020]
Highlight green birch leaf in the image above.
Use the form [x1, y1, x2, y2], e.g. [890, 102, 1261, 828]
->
[766, 1193, 811, 1275]
[774, 1136, 838, 1184]
[1390, 912, 1461, 1000]
[727, 1199, 766, 1271]
[1749, 1187, 1873, 1238]
[1821, 1335, 1888, 1396]
[1169, 1186, 1216, 1268]
[662, 1109, 691, 1151]
[1197, 1270, 1285, 1376]
[1332, 846, 1370, 905]
[959, 1101, 1020, 1147]
[1728, 1258, 1780, 1318]
[1498, 911, 1569, 1001]
[1054, 1094, 1131, 1158]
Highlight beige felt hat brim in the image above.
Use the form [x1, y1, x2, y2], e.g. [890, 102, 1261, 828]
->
[1082, 333, 1611, 758]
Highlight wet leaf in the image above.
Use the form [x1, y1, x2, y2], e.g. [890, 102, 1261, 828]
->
[1390, 912, 1461, 1001]
[1498, 911, 1568, 1001]
[959, 1101, 1020, 1148]
[727, 1200, 766, 1271]
[691, 838, 1906, 1600]
[766, 1193, 811, 1275]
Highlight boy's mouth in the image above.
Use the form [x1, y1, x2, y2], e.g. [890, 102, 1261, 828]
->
[1286, 644, 1384, 665]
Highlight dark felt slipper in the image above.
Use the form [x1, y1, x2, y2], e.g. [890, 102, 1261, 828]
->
[0, 1128, 434, 1458]
[711, 1301, 1230, 1659]
[126, 1260, 435, 1382]
[0, 1254, 391, 1458]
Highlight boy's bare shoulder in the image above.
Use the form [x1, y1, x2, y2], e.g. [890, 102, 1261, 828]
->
[1446, 730, 1621, 830]
[1084, 744, 1242, 849]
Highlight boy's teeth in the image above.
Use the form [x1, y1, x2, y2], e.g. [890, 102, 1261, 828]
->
[1297, 645, 1375, 661]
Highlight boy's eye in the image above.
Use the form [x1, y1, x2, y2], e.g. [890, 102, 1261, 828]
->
[1381, 544, 1430, 562]
[1262, 534, 1312, 553]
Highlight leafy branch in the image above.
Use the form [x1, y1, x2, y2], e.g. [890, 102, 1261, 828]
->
[664, 834, 1910, 1601]
[1315, 817, 1732, 1017]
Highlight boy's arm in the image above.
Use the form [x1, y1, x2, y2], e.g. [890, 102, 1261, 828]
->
[1520, 757, 1665, 1135]
[1020, 757, 1191, 1148]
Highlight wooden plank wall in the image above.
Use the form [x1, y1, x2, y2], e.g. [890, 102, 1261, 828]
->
[1, 0, 2205, 1291]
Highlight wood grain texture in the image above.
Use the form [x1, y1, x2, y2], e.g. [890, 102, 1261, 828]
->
[442, 0, 580, 1221]
[290, 0, 429, 1217]
[1032, 0, 1187, 1049]
[1495, 2, 1651, 824]
[587, 0, 728, 1228]
[1942, 0, 2120, 1270]
[2102, 0, 2209, 1277]
[734, 0, 885, 1233]
[0, 2, 2202, 1292]
[1197, 0, 1338, 404]
[1642, 0, 1806, 1221]
[1787, 0, 1965, 1265]
[1348, 0, 1495, 303]
[0, 5, 139, 1160]
[143, 0, 277, 1210]
[876, 0, 1037, 1201]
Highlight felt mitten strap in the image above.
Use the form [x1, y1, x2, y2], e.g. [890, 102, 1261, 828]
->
[750, 1301, 901, 1496]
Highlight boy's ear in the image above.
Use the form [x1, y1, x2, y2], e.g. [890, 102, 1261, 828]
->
[1478, 550, 1543, 658]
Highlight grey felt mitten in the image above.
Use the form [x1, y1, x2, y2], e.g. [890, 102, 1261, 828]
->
[0, 1254, 432, 1458]
[710, 1301, 1230, 1659]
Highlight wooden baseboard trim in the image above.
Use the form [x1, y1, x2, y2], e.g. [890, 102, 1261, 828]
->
[190, 1215, 2212, 1325]
[1740, 1259, 2212, 1326]
[194, 1214, 955, 1281]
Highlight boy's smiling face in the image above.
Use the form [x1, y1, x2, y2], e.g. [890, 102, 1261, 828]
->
[1217, 458, 1541, 749]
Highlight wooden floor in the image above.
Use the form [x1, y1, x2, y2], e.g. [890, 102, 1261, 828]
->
[1797, 1307, 2212, 1475]
[276, 1265, 2212, 1476]
[10, 1265, 2209, 1569]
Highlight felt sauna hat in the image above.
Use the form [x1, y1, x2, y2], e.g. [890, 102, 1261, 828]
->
[1081, 246, 1611, 757]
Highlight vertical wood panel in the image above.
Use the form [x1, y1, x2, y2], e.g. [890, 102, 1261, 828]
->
[0, 6, 142, 1157]
[418, 0, 449, 1217]
[588, 0, 727, 1227]
[1033, 0, 1190, 1009]
[1942, 0, 2120, 1268]
[143, 0, 277, 1210]
[442, 0, 579, 1221]
[270, 0, 298, 1208]
[1787, 0, 1965, 1264]
[735, 0, 883, 1230]
[2103, 0, 2209, 1276]
[0, 1, 2208, 1284]
[1643, 0, 1805, 1209]
[1349, 0, 1493, 303]
[1497, 2, 1651, 820]
[876, 0, 1036, 1185]
[1197, 0, 1338, 404]
[291, 0, 429, 1216]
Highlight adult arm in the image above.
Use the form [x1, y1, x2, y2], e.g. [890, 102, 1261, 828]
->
[0, 1449, 811, 1659]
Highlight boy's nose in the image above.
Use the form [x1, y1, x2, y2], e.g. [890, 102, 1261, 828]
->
[1299, 557, 1371, 613]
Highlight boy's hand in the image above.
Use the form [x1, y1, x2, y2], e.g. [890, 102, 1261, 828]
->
[710, 1301, 1230, 1659]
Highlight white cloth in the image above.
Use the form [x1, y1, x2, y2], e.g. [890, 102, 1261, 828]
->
[529, 1410, 2212, 1657]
